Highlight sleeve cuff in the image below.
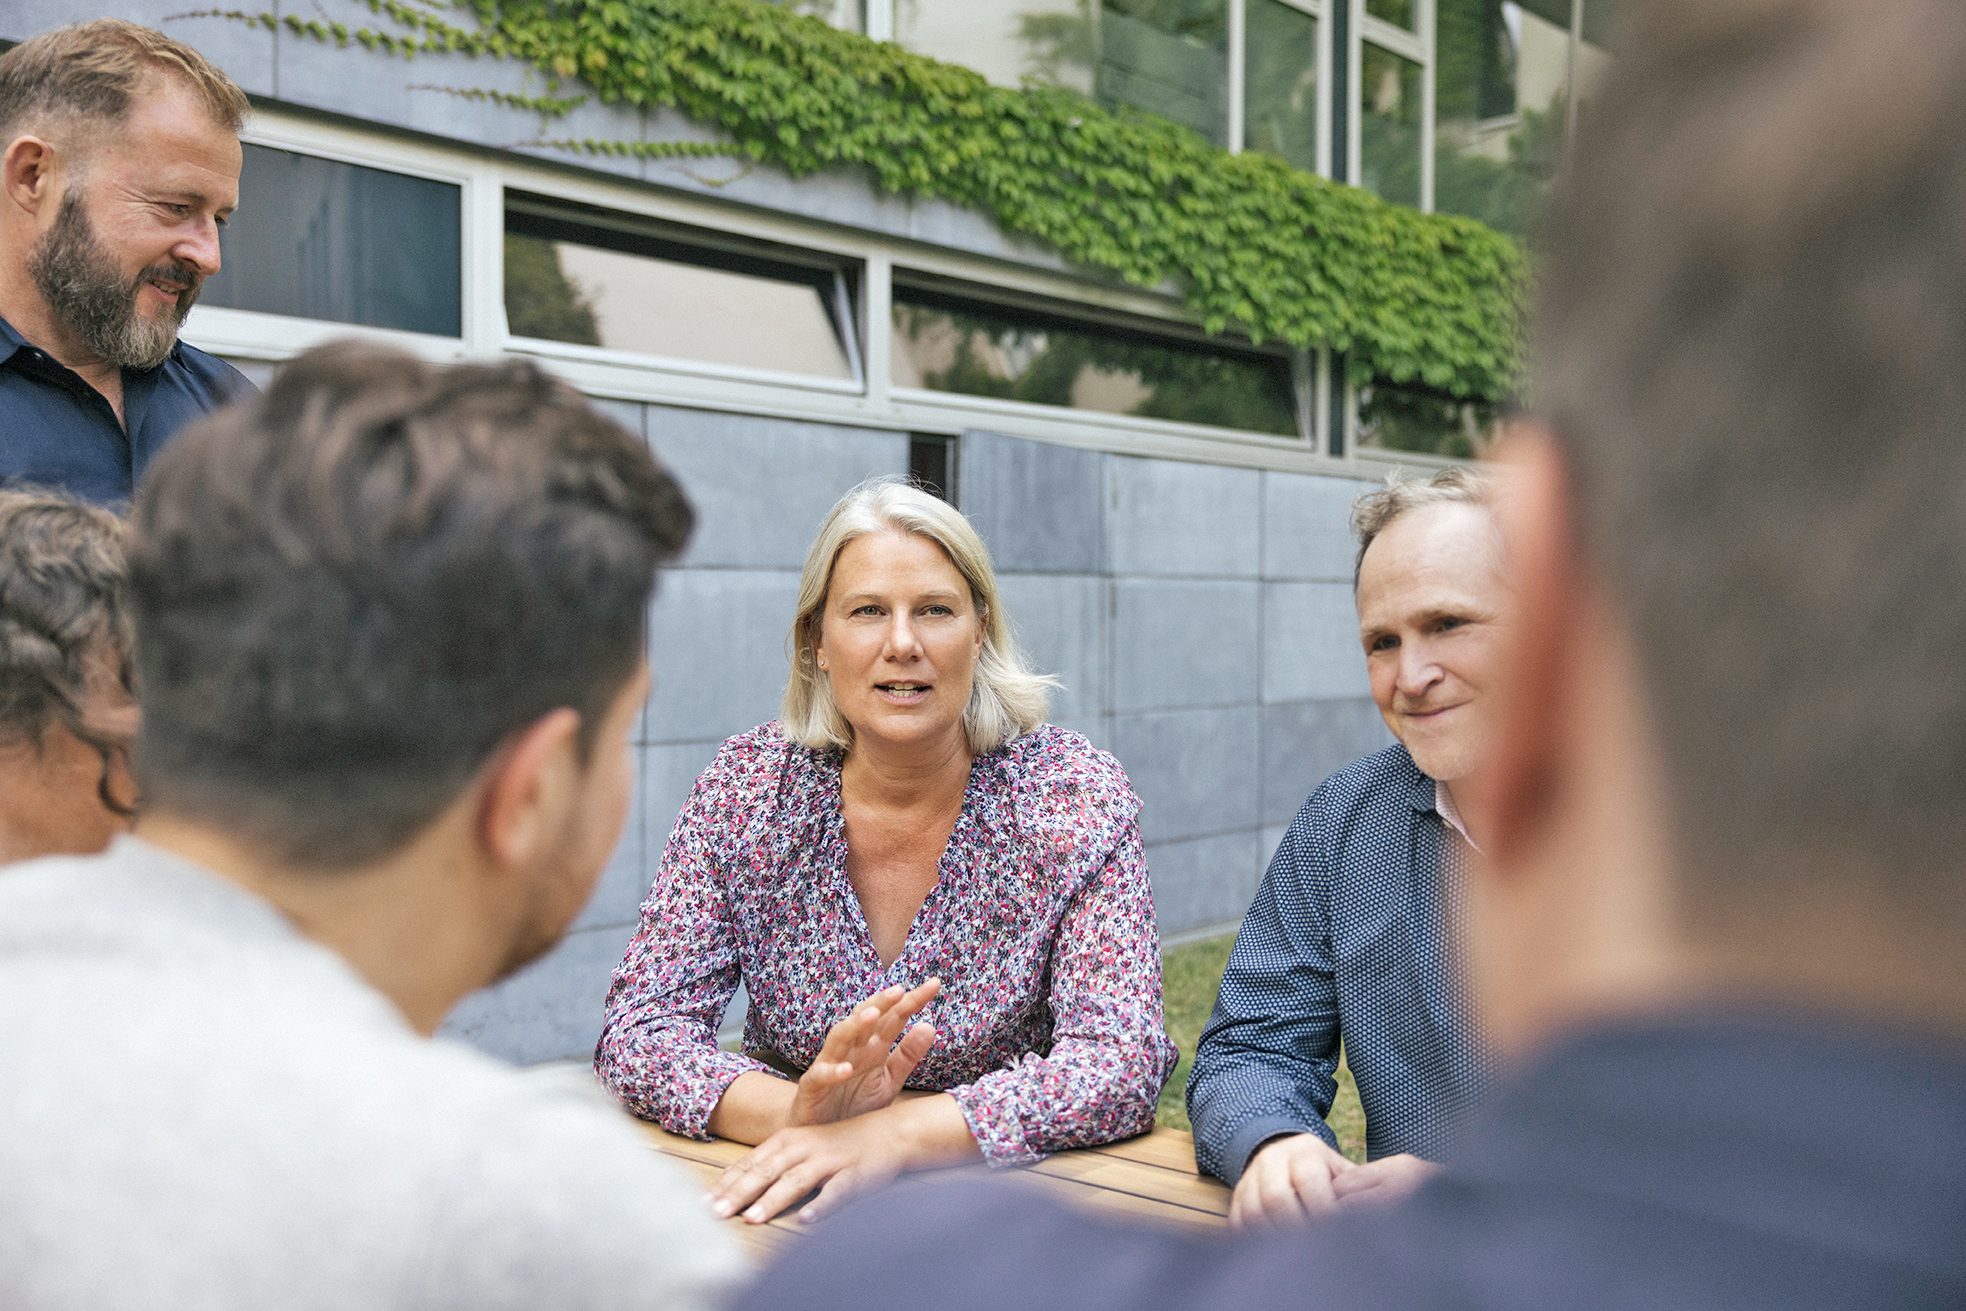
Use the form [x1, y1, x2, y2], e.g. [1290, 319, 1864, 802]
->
[1223, 1115, 1336, 1187]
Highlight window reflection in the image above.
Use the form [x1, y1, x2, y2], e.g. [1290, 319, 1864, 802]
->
[1243, 0, 1318, 173]
[1359, 43, 1422, 208]
[1364, 0, 1414, 30]
[1358, 375, 1498, 458]
[203, 145, 461, 337]
[768, 0, 862, 29]
[503, 216, 857, 381]
[892, 283, 1299, 437]
[894, 0, 1094, 92]
[1431, 0, 1567, 240]
[1099, 0, 1230, 145]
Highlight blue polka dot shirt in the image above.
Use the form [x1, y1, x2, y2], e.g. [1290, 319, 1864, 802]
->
[1186, 744, 1490, 1185]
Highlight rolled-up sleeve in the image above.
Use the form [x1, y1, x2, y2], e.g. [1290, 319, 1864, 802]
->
[947, 816, 1179, 1165]
[593, 766, 780, 1138]
[1184, 796, 1342, 1185]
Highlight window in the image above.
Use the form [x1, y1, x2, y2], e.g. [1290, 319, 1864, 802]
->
[502, 197, 862, 382]
[201, 144, 461, 336]
[1364, 0, 1415, 30]
[892, 0, 1229, 147]
[1359, 41, 1423, 208]
[908, 434, 959, 503]
[1244, 0, 1319, 173]
[892, 276, 1303, 438]
[893, 0, 1094, 94]
[1356, 374, 1498, 458]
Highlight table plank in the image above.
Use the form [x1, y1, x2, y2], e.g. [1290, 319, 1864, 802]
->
[1026, 1149, 1230, 1217]
[637, 1118, 1230, 1264]
[1083, 1127, 1207, 1174]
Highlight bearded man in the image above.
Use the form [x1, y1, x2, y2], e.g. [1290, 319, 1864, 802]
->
[0, 19, 252, 506]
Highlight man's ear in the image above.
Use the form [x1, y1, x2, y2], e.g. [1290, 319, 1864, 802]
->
[476, 708, 582, 873]
[1485, 423, 1582, 868]
[3, 136, 60, 216]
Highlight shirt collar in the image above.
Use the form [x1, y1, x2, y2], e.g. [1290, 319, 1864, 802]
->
[1435, 778, 1481, 852]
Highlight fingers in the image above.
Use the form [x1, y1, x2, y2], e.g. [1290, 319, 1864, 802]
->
[1283, 1145, 1341, 1218]
[883, 1022, 937, 1085]
[709, 1138, 825, 1224]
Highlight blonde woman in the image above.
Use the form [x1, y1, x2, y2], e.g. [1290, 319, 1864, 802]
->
[597, 478, 1176, 1225]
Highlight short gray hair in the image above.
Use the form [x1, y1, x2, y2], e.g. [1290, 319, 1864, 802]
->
[1349, 466, 1496, 588]
[781, 479, 1057, 755]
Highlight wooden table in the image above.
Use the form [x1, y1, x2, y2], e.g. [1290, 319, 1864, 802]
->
[640, 1121, 1230, 1262]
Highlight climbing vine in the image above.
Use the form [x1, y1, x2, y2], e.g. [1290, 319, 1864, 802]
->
[220, 0, 1528, 401]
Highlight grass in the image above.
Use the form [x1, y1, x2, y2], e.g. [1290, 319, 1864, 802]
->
[1156, 932, 1367, 1165]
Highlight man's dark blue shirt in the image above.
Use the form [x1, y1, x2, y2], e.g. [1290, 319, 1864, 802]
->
[1186, 743, 1488, 1183]
[739, 1016, 1966, 1311]
[0, 312, 254, 506]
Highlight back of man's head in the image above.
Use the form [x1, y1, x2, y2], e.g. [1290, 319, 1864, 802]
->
[1534, 0, 1966, 944]
[0, 19, 248, 147]
[128, 342, 692, 869]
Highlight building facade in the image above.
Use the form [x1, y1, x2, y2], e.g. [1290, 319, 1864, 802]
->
[3, 0, 1597, 1061]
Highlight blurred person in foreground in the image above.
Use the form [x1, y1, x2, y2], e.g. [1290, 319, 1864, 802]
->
[736, 1, 1966, 1305]
[0, 343, 742, 1309]
[597, 478, 1176, 1226]
[0, 20, 253, 504]
[0, 487, 138, 863]
[1187, 468, 1499, 1224]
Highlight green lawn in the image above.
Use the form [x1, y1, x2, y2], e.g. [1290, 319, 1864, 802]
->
[1156, 933, 1366, 1164]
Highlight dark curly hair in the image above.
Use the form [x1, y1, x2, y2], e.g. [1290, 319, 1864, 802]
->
[0, 487, 134, 814]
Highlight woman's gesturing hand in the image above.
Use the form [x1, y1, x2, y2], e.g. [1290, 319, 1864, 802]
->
[709, 1092, 979, 1225]
[787, 979, 941, 1127]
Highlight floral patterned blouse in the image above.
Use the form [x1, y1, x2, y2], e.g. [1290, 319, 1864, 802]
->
[595, 722, 1178, 1166]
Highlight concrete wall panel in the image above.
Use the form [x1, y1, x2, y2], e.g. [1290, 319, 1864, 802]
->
[1106, 456, 1260, 578]
[1144, 830, 1264, 937]
[959, 430, 1103, 574]
[1112, 579, 1259, 713]
[1, 7, 278, 97]
[646, 568, 800, 742]
[650, 408, 906, 570]
[1262, 581, 1370, 703]
[1263, 471, 1374, 580]
[1260, 699, 1394, 826]
[1109, 705, 1260, 845]
[995, 572, 1105, 723]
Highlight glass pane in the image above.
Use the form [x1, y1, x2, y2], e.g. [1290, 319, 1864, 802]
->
[1432, 0, 1569, 240]
[892, 287, 1298, 437]
[202, 144, 461, 336]
[1243, 0, 1318, 173]
[1365, 0, 1415, 29]
[1357, 376, 1497, 457]
[767, 0, 862, 30]
[504, 234, 854, 380]
[1359, 43, 1422, 208]
[1098, 0, 1230, 146]
[894, 0, 1094, 92]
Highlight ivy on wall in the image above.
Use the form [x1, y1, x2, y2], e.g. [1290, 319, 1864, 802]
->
[224, 0, 1528, 402]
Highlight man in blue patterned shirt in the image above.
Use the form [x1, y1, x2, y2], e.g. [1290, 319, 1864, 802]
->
[1185, 467, 1501, 1225]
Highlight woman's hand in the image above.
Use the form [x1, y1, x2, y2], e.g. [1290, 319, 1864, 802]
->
[788, 979, 941, 1127]
[709, 1092, 979, 1225]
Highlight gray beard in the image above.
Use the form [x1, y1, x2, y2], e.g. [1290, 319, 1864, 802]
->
[27, 190, 202, 372]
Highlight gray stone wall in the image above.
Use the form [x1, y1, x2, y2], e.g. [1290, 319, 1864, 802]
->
[442, 419, 1389, 1063]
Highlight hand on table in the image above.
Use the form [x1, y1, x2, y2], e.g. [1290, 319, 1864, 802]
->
[1330, 1152, 1438, 1209]
[787, 978, 941, 1127]
[1228, 1133, 1356, 1228]
[709, 1091, 977, 1225]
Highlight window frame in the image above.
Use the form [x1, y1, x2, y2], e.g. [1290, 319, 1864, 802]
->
[889, 267, 1316, 449]
[181, 115, 481, 361]
[501, 191, 867, 393]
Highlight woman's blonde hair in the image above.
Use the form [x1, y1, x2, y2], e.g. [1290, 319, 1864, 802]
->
[781, 478, 1057, 754]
